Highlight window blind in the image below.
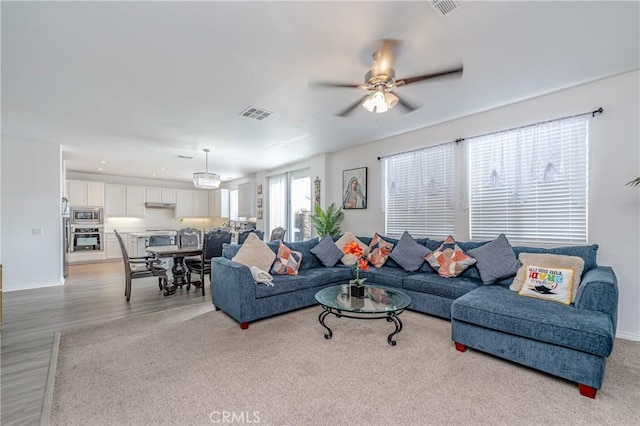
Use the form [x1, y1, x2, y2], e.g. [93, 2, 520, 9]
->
[383, 143, 455, 239]
[468, 115, 589, 244]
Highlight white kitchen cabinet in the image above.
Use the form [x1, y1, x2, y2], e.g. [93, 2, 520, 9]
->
[193, 190, 210, 217]
[66, 180, 105, 207]
[146, 187, 177, 204]
[105, 184, 126, 216]
[209, 188, 230, 217]
[175, 189, 194, 217]
[238, 182, 255, 218]
[105, 184, 145, 217]
[175, 189, 211, 218]
[106, 232, 124, 260]
[126, 186, 146, 217]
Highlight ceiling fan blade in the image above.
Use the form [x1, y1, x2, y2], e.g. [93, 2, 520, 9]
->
[395, 66, 463, 87]
[308, 81, 366, 89]
[336, 94, 371, 117]
[373, 39, 400, 76]
[395, 95, 418, 113]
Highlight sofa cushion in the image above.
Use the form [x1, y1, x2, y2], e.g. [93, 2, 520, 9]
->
[311, 235, 344, 267]
[254, 275, 311, 298]
[389, 231, 432, 272]
[425, 235, 477, 278]
[451, 286, 614, 357]
[298, 267, 354, 288]
[358, 267, 411, 288]
[283, 238, 321, 270]
[510, 253, 585, 303]
[513, 244, 598, 277]
[466, 234, 520, 284]
[271, 243, 303, 275]
[367, 233, 394, 268]
[403, 274, 483, 300]
[335, 232, 368, 266]
[232, 233, 277, 272]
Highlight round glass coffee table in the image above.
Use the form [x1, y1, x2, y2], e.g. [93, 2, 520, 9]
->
[315, 285, 411, 346]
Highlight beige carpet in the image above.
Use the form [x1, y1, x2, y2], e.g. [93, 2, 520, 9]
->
[49, 303, 640, 426]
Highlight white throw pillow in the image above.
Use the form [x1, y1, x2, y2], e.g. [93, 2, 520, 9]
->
[510, 253, 584, 303]
[232, 233, 276, 272]
[334, 232, 368, 266]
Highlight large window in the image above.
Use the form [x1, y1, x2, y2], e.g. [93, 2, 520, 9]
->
[468, 115, 589, 244]
[267, 169, 311, 242]
[383, 143, 455, 239]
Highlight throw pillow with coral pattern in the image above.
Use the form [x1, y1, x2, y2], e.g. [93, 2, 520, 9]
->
[367, 233, 394, 268]
[425, 235, 477, 278]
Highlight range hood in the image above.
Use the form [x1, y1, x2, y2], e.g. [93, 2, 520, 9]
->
[144, 202, 176, 209]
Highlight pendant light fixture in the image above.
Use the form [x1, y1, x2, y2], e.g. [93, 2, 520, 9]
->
[192, 148, 221, 189]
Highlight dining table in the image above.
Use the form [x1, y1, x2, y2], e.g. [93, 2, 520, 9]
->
[145, 245, 202, 294]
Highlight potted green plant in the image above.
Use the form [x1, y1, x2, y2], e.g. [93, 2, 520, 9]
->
[310, 203, 344, 238]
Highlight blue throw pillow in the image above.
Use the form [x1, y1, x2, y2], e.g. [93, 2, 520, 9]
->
[283, 238, 321, 270]
[311, 235, 344, 267]
[466, 234, 520, 284]
[389, 231, 432, 272]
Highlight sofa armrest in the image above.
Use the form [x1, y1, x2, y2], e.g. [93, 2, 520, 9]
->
[574, 266, 618, 334]
[210, 258, 255, 324]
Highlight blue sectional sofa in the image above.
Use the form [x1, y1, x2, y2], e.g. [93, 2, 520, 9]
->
[210, 236, 618, 398]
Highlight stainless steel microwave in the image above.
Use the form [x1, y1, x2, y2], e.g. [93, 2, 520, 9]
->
[70, 206, 103, 225]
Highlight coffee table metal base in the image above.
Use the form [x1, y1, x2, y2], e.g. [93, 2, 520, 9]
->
[318, 306, 405, 346]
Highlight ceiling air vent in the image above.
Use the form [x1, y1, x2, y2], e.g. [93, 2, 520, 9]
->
[428, 0, 473, 17]
[239, 106, 272, 121]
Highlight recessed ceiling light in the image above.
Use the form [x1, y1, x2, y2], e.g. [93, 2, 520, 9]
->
[160, 167, 166, 171]
[99, 160, 107, 164]
[151, 173, 157, 177]
[97, 167, 103, 171]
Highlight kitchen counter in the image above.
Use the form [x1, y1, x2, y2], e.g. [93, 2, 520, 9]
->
[128, 231, 177, 238]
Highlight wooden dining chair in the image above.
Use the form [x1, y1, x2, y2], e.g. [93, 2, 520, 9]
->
[114, 230, 169, 300]
[238, 229, 264, 244]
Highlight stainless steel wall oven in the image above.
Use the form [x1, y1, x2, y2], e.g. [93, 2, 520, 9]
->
[70, 227, 103, 252]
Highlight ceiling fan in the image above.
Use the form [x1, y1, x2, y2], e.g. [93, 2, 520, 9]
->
[309, 39, 463, 117]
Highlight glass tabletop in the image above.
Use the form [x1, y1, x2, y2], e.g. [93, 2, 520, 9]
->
[315, 285, 411, 314]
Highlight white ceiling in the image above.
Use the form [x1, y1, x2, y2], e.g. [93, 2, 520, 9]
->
[2, 1, 639, 183]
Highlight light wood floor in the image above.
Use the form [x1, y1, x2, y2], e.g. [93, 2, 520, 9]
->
[1, 262, 208, 425]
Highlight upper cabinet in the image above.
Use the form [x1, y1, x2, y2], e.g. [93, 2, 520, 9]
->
[66, 180, 105, 207]
[238, 182, 255, 218]
[146, 187, 177, 204]
[209, 188, 230, 218]
[105, 184, 145, 217]
[175, 189, 211, 218]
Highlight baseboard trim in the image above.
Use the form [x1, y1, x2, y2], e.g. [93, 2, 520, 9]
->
[40, 331, 61, 426]
[616, 330, 640, 341]
[4, 281, 63, 292]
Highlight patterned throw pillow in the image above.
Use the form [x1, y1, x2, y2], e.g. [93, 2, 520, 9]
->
[425, 235, 477, 278]
[510, 253, 584, 303]
[517, 265, 575, 305]
[270, 243, 303, 275]
[335, 232, 368, 266]
[367, 233, 394, 268]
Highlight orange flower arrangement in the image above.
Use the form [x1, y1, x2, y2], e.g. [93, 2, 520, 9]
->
[342, 241, 369, 286]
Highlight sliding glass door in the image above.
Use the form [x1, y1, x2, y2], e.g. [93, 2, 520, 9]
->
[267, 169, 311, 242]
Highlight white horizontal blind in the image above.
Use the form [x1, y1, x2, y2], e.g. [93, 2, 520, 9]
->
[384, 143, 455, 239]
[468, 115, 589, 244]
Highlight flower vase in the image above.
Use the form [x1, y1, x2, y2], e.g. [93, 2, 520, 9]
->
[350, 284, 365, 298]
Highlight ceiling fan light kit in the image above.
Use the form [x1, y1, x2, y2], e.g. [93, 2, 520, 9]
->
[193, 148, 221, 189]
[310, 39, 463, 117]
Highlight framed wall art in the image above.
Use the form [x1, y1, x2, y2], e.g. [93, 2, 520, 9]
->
[257, 198, 263, 208]
[257, 184, 263, 195]
[257, 209, 263, 220]
[342, 167, 367, 209]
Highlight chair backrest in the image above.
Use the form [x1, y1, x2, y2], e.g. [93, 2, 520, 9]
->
[238, 229, 264, 244]
[203, 229, 232, 260]
[114, 230, 132, 276]
[148, 235, 172, 247]
[269, 227, 286, 241]
[177, 228, 200, 248]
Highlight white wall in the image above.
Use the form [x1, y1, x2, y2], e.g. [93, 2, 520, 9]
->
[1, 137, 63, 291]
[326, 71, 640, 340]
